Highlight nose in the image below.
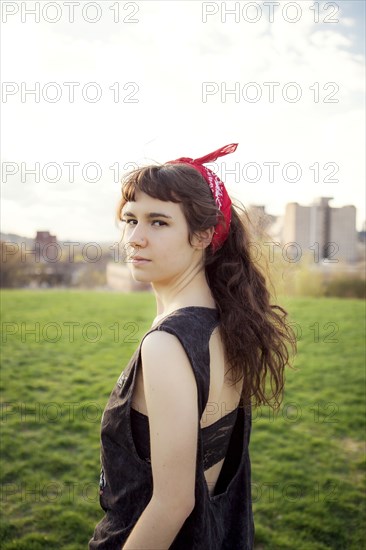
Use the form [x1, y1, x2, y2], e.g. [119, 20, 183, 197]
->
[127, 223, 147, 248]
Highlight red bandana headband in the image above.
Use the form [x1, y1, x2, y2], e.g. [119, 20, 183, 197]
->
[165, 143, 238, 253]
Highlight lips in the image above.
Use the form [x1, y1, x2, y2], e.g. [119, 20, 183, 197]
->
[132, 256, 150, 261]
[128, 255, 151, 264]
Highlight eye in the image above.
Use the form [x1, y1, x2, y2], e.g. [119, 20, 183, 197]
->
[121, 219, 137, 226]
[152, 220, 168, 227]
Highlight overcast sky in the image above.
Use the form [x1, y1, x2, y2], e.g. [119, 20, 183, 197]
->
[1, 0, 365, 242]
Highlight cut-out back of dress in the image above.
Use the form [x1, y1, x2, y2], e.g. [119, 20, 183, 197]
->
[130, 406, 239, 471]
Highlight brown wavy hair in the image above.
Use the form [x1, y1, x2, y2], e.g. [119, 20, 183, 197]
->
[116, 163, 297, 409]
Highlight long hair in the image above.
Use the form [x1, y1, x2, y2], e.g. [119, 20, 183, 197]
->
[116, 163, 297, 409]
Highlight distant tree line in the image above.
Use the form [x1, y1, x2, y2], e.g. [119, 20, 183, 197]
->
[0, 241, 109, 288]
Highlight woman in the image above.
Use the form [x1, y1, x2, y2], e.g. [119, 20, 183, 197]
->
[89, 144, 296, 549]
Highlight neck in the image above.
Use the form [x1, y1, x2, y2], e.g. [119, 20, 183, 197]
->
[152, 267, 216, 320]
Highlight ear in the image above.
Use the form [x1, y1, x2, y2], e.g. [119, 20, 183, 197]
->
[191, 227, 215, 250]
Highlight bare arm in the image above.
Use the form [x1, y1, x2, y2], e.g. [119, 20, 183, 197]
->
[122, 331, 198, 549]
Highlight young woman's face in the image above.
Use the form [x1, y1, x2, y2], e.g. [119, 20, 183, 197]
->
[121, 190, 202, 285]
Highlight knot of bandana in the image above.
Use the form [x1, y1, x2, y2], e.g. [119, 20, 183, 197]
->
[165, 143, 238, 253]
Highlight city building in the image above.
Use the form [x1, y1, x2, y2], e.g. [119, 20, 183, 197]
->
[283, 197, 357, 262]
[246, 205, 277, 240]
[35, 231, 57, 248]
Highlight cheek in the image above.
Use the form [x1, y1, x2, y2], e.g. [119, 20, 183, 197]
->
[159, 229, 190, 253]
[154, 234, 189, 265]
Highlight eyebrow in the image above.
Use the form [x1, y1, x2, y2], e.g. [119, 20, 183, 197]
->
[122, 211, 173, 219]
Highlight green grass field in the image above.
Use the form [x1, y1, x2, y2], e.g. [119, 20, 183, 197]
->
[0, 290, 365, 549]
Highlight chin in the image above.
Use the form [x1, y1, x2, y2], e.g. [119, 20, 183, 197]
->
[131, 272, 152, 283]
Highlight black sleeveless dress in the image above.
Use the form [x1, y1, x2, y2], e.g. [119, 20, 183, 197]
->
[89, 306, 255, 549]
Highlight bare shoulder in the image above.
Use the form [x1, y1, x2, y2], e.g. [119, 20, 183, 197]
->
[141, 330, 186, 359]
[140, 329, 194, 385]
[140, 330, 196, 395]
